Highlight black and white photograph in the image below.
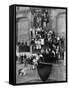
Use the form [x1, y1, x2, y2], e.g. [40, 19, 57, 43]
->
[0, 0, 69, 89]
[15, 5, 67, 84]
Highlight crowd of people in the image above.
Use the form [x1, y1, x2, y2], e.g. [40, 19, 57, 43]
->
[16, 41, 30, 52]
[31, 28, 64, 59]
[16, 30, 64, 64]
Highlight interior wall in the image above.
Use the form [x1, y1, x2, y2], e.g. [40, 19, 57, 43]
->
[16, 7, 32, 44]
[56, 13, 66, 37]
[17, 18, 31, 44]
[50, 9, 66, 32]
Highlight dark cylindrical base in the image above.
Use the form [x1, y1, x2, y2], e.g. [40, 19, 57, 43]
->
[37, 62, 52, 81]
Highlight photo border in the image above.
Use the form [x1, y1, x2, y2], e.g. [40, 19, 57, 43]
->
[13, 4, 67, 85]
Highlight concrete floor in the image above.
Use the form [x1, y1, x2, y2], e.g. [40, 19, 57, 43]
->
[16, 64, 41, 83]
[16, 61, 66, 84]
